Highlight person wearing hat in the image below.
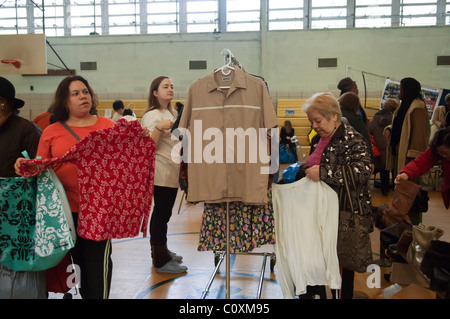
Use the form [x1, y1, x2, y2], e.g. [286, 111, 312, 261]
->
[0, 77, 45, 299]
[0, 76, 41, 178]
[337, 77, 368, 125]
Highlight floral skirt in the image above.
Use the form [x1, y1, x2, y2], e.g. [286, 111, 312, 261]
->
[198, 191, 275, 253]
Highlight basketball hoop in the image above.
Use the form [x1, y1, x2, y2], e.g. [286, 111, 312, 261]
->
[1, 59, 22, 69]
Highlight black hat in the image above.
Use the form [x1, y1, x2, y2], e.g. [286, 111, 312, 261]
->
[0, 77, 25, 109]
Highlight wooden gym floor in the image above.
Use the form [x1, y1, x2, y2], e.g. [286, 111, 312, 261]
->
[53, 173, 450, 300]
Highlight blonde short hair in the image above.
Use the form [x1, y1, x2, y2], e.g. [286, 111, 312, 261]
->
[303, 92, 342, 122]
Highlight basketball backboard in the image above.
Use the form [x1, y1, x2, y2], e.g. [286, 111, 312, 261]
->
[0, 34, 47, 75]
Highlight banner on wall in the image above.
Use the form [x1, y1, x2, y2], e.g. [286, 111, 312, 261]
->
[381, 79, 443, 113]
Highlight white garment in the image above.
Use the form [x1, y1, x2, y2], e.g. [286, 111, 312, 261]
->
[141, 108, 180, 188]
[272, 178, 341, 298]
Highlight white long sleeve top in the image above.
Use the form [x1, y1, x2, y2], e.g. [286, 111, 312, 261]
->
[272, 177, 341, 298]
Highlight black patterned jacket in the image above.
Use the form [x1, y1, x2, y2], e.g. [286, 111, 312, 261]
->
[310, 123, 373, 222]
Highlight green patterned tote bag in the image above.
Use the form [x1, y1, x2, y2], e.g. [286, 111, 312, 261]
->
[0, 163, 75, 271]
[32, 167, 75, 271]
[0, 175, 37, 271]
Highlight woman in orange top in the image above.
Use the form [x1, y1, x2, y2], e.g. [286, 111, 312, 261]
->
[15, 76, 149, 299]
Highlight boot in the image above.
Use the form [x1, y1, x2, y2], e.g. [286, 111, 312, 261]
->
[151, 243, 172, 268]
[151, 243, 187, 274]
[382, 179, 420, 227]
[406, 223, 444, 269]
[168, 250, 183, 262]
[155, 260, 188, 274]
[396, 228, 413, 260]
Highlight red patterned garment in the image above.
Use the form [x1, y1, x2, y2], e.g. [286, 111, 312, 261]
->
[20, 119, 156, 241]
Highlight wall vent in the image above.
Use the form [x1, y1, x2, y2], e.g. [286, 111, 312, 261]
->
[80, 61, 97, 70]
[318, 58, 338, 68]
[437, 56, 450, 66]
[189, 60, 207, 70]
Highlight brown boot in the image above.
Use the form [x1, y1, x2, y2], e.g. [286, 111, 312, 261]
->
[382, 179, 420, 227]
[151, 242, 172, 268]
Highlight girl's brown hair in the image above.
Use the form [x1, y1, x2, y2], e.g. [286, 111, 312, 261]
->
[146, 76, 175, 115]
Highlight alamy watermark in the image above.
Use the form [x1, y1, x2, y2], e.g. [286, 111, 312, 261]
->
[171, 120, 279, 174]
[366, 264, 381, 289]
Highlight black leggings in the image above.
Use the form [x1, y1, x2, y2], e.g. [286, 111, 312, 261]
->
[149, 186, 178, 245]
[70, 213, 113, 299]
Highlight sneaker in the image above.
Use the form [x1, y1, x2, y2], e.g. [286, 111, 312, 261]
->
[169, 250, 183, 262]
[155, 260, 188, 274]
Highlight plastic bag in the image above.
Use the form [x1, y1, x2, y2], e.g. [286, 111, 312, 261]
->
[281, 162, 301, 184]
[0, 265, 47, 299]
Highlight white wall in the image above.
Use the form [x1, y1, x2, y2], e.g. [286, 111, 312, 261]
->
[4, 26, 449, 120]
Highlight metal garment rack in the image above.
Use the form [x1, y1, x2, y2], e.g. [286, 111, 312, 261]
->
[201, 50, 276, 299]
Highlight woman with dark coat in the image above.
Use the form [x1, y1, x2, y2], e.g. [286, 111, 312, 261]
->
[368, 98, 399, 195]
[303, 92, 373, 299]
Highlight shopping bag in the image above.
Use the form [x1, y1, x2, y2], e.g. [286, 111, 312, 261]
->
[280, 145, 296, 164]
[0, 153, 75, 271]
[0, 265, 47, 299]
[0, 175, 37, 271]
[281, 162, 301, 184]
[32, 166, 75, 270]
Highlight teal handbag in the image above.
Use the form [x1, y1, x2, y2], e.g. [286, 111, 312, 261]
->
[0, 153, 75, 271]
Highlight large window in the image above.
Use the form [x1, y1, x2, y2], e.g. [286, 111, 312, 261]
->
[147, 0, 178, 34]
[447, 2, 450, 25]
[68, 0, 102, 36]
[108, 1, 141, 35]
[268, 0, 304, 31]
[310, 0, 347, 29]
[227, 0, 260, 32]
[355, 0, 392, 28]
[0, 0, 28, 35]
[0, 0, 448, 37]
[400, 0, 438, 26]
[32, 1, 66, 37]
[186, 0, 218, 33]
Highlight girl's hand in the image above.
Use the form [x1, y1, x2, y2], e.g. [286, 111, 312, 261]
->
[156, 120, 174, 131]
[142, 127, 150, 137]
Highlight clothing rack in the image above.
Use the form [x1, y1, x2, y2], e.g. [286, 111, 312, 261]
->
[201, 49, 276, 299]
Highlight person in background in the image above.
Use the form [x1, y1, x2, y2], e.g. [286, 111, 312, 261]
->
[141, 76, 187, 274]
[112, 99, 125, 122]
[280, 120, 295, 146]
[429, 93, 450, 143]
[14, 75, 151, 299]
[0, 76, 44, 299]
[280, 120, 297, 162]
[431, 93, 450, 129]
[174, 101, 184, 113]
[368, 98, 399, 195]
[395, 127, 450, 210]
[33, 105, 54, 131]
[339, 92, 373, 158]
[384, 77, 429, 224]
[171, 102, 184, 135]
[0, 77, 42, 178]
[337, 77, 368, 125]
[122, 108, 137, 121]
[303, 92, 373, 299]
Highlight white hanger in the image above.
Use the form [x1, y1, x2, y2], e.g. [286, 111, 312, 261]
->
[215, 49, 235, 89]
